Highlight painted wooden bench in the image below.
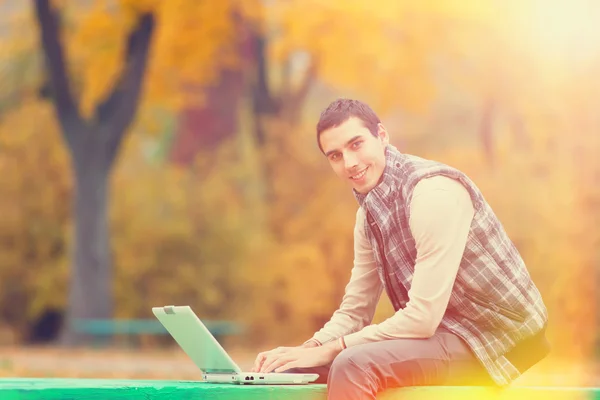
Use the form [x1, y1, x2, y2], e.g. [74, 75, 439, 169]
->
[1, 378, 598, 400]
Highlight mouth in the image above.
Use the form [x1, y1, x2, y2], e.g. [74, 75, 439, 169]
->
[350, 167, 368, 181]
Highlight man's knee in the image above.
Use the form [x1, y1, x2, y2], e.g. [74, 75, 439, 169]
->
[328, 347, 379, 398]
[329, 346, 375, 384]
[328, 340, 445, 389]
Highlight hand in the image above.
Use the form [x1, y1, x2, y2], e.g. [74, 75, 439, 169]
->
[259, 341, 342, 373]
[251, 346, 298, 373]
[251, 340, 320, 372]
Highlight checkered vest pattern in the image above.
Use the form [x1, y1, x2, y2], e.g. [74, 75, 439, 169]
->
[354, 145, 549, 385]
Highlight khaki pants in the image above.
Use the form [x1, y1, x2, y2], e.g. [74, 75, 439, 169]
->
[286, 328, 493, 400]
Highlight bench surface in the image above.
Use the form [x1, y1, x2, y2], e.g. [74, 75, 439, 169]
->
[1, 378, 598, 400]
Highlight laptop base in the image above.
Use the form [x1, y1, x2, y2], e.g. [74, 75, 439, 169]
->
[203, 372, 319, 385]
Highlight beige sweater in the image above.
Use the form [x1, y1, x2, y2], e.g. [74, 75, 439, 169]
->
[307, 175, 474, 348]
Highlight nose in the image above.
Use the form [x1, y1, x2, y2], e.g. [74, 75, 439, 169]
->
[344, 151, 359, 171]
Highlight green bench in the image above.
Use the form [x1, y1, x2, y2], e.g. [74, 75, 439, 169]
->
[0, 378, 597, 400]
[71, 319, 243, 346]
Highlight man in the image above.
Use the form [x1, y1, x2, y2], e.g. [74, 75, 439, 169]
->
[251, 99, 549, 399]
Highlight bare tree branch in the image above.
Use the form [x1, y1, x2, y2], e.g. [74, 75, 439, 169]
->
[290, 58, 316, 110]
[98, 13, 155, 164]
[33, 0, 81, 146]
[281, 57, 317, 124]
[281, 55, 292, 101]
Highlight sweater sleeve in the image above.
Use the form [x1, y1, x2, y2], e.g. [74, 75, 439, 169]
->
[306, 207, 383, 345]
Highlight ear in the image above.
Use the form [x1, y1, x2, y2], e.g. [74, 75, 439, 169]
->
[377, 123, 390, 145]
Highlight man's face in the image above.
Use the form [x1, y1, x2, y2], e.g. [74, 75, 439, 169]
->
[320, 117, 389, 194]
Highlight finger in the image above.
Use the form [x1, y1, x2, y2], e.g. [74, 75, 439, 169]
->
[260, 354, 284, 373]
[255, 347, 295, 372]
[259, 356, 274, 373]
[255, 348, 286, 372]
[263, 355, 294, 374]
[252, 353, 267, 373]
[274, 360, 298, 373]
[251, 354, 262, 372]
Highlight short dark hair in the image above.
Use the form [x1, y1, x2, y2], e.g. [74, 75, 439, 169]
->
[316, 98, 381, 153]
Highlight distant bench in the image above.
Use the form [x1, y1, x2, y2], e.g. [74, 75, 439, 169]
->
[71, 319, 243, 346]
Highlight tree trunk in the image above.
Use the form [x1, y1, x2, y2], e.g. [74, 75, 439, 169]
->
[250, 32, 278, 147]
[247, 28, 316, 217]
[60, 131, 113, 345]
[33, 0, 155, 345]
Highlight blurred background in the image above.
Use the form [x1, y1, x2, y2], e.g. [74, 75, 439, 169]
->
[0, 0, 598, 385]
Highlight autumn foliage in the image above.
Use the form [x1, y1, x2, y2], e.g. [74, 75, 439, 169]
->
[0, 0, 598, 364]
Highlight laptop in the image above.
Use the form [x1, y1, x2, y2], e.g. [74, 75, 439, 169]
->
[152, 305, 319, 384]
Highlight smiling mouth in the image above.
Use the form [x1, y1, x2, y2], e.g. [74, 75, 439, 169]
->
[350, 167, 368, 181]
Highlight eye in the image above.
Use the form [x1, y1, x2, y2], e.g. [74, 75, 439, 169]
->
[329, 153, 340, 161]
[351, 141, 363, 149]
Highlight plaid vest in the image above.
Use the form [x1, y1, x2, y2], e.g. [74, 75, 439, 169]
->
[354, 145, 549, 386]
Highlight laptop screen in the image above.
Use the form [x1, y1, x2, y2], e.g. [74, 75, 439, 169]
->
[152, 305, 242, 374]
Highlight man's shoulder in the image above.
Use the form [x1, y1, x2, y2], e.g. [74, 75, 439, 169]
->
[413, 175, 467, 194]
[397, 153, 473, 194]
[402, 153, 463, 175]
[411, 175, 473, 212]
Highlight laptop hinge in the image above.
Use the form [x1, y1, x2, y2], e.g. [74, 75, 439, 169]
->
[163, 305, 175, 314]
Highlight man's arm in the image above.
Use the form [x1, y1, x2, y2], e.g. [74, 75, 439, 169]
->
[305, 207, 383, 346]
[252, 208, 381, 372]
[342, 176, 475, 348]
